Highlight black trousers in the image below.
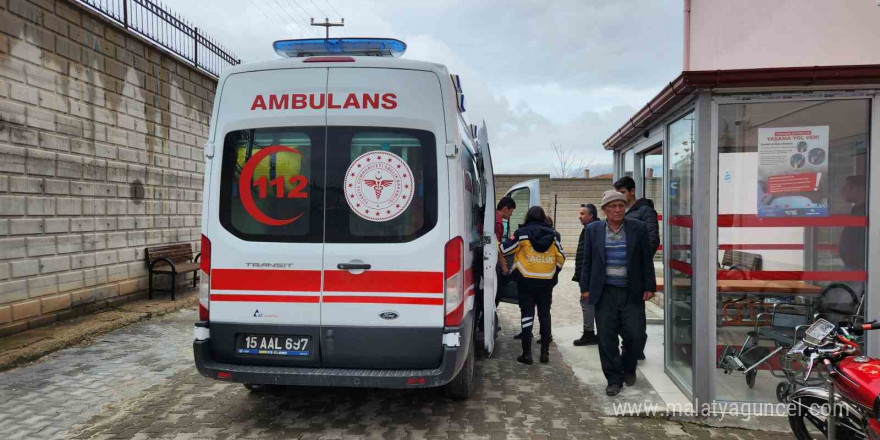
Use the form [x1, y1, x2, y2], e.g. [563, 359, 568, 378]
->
[638, 309, 648, 357]
[517, 281, 552, 341]
[595, 285, 645, 386]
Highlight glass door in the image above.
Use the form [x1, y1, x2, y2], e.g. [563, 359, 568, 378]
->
[642, 146, 664, 320]
[665, 111, 696, 394]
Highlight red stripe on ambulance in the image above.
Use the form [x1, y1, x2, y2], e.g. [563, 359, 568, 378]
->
[211, 294, 319, 303]
[322, 296, 443, 305]
[211, 268, 444, 300]
[211, 269, 322, 292]
[323, 270, 443, 293]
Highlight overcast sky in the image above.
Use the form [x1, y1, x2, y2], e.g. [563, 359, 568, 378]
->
[165, 0, 683, 176]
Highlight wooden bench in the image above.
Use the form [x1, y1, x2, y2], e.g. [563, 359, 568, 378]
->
[720, 250, 763, 275]
[145, 244, 201, 300]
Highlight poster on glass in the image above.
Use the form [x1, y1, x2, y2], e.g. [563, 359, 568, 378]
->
[756, 126, 829, 217]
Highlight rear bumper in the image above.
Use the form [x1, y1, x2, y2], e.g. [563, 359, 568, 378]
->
[193, 318, 473, 389]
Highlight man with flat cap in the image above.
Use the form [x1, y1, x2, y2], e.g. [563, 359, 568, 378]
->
[579, 190, 656, 396]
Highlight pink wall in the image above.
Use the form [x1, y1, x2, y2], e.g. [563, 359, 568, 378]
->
[687, 0, 880, 71]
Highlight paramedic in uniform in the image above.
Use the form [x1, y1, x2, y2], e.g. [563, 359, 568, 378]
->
[580, 190, 656, 396]
[500, 206, 565, 365]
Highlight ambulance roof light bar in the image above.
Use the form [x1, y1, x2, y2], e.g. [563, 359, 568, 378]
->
[273, 38, 407, 58]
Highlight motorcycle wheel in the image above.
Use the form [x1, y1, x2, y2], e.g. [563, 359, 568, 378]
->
[788, 394, 866, 440]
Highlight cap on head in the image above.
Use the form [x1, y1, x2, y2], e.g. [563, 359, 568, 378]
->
[600, 189, 627, 209]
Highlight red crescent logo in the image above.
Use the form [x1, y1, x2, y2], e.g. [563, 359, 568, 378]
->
[239, 145, 304, 226]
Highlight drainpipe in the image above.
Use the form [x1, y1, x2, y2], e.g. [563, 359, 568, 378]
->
[683, 0, 691, 71]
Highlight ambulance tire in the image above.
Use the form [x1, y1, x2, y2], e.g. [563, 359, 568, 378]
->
[445, 340, 475, 400]
[244, 383, 268, 392]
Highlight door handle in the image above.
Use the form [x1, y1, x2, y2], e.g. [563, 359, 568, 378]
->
[337, 263, 371, 270]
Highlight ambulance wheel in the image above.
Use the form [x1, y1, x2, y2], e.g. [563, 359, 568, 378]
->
[445, 340, 475, 400]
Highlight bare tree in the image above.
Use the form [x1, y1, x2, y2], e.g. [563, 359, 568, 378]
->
[549, 143, 595, 178]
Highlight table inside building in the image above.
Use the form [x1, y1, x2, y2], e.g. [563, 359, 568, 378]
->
[655, 277, 823, 326]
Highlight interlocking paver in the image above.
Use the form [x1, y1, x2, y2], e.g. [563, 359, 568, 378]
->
[0, 310, 196, 439]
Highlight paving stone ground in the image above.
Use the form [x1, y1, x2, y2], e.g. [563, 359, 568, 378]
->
[0, 310, 196, 440]
[0, 268, 795, 440]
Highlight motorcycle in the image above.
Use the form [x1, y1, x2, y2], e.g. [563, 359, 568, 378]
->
[787, 318, 880, 440]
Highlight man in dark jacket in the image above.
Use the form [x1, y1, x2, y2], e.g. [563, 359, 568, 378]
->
[613, 176, 659, 361]
[613, 176, 660, 254]
[580, 190, 656, 396]
[572, 203, 599, 346]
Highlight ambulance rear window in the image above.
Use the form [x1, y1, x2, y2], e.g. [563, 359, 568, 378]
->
[218, 127, 325, 243]
[325, 127, 437, 243]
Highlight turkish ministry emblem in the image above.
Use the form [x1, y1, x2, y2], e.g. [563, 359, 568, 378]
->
[344, 150, 415, 222]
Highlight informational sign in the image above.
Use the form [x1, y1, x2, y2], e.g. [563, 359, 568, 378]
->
[669, 178, 679, 199]
[757, 126, 829, 217]
[344, 150, 415, 222]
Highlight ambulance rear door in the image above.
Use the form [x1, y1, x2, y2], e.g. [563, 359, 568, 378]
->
[320, 67, 449, 369]
[476, 121, 497, 355]
[206, 67, 328, 367]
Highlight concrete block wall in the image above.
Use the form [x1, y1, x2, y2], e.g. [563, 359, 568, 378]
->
[495, 174, 612, 253]
[0, 0, 216, 336]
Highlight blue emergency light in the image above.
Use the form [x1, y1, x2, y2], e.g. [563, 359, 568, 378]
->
[273, 38, 407, 58]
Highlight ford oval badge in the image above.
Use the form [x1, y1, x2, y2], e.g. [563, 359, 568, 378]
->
[379, 311, 399, 320]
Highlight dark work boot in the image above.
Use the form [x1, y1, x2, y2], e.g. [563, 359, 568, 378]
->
[573, 328, 599, 346]
[539, 341, 550, 364]
[517, 338, 533, 365]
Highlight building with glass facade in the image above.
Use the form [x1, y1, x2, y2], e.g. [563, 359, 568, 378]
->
[607, 0, 880, 406]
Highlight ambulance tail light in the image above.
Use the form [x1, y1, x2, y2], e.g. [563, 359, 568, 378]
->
[444, 237, 465, 327]
[199, 234, 211, 321]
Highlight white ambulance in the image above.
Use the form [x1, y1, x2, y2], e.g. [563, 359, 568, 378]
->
[193, 38, 539, 399]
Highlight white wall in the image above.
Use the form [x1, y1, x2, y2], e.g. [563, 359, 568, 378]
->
[687, 0, 880, 71]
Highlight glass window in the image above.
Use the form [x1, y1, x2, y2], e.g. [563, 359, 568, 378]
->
[714, 99, 870, 403]
[325, 127, 437, 243]
[666, 111, 696, 393]
[463, 147, 481, 233]
[642, 146, 664, 318]
[218, 127, 325, 243]
[507, 187, 531, 234]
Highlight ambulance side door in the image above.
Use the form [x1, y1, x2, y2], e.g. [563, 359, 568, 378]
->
[476, 121, 497, 354]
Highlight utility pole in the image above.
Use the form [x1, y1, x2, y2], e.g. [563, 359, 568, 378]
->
[311, 17, 344, 39]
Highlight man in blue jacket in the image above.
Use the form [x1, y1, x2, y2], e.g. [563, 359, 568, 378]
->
[579, 190, 656, 396]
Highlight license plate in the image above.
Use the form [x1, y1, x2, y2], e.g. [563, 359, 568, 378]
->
[236, 334, 311, 357]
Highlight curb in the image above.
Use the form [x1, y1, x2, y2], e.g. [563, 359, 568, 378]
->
[0, 290, 198, 372]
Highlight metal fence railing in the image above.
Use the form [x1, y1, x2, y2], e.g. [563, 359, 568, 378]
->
[73, 0, 241, 78]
